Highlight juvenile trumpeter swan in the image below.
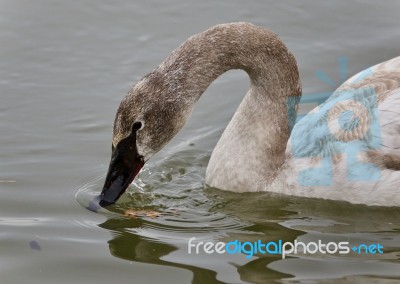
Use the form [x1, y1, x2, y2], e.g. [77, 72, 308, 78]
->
[99, 23, 400, 207]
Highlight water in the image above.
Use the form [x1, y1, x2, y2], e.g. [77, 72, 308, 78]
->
[1, 0, 400, 283]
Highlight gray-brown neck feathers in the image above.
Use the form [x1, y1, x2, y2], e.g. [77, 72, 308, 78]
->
[153, 23, 300, 105]
[117, 23, 301, 191]
[152, 22, 301, 192]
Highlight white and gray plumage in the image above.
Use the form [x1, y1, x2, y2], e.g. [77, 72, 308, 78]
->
[99, 22, 400, 207]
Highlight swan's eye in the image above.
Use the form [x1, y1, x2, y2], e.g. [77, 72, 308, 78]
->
[132, 121, 143, 132]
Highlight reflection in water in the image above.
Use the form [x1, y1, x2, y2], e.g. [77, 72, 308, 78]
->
[77, 148, 400, 283]
[97, 191, 400, 282]
[99, 218, 225, 284]
[98, 194, 297, 284]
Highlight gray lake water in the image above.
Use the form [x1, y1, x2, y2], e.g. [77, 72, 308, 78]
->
[1, 0, 400, 283]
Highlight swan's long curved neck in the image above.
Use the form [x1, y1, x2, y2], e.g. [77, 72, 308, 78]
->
[152, 23, 301, 191]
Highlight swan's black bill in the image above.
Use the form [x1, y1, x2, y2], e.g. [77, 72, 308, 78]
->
[99, 139, 144, 207]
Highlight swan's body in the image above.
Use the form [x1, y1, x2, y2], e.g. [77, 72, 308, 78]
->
[273, 58, 400, 206]
[100, 22, 400, 207]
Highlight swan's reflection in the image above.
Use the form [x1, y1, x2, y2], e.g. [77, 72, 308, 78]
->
[98, 191, 299, 283]
[98, 189, 400, 282]
[99, 218, 229, 283]
[99, 220, 296, 283]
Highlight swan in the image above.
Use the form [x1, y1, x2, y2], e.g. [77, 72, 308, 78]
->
[99, 22, 400, 207]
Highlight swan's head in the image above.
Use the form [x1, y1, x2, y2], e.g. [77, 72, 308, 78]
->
[99, 73, 193, 206]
